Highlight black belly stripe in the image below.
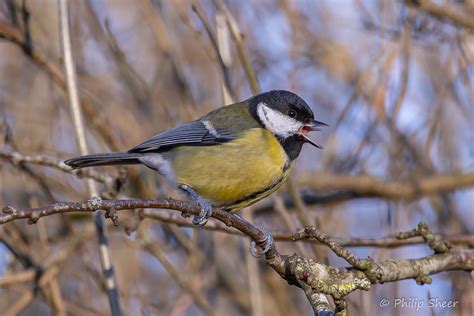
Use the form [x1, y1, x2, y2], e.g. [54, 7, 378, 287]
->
[230, 174, 285, 207]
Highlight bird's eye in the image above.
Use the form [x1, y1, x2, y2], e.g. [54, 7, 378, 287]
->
[288, 109, 297, 118]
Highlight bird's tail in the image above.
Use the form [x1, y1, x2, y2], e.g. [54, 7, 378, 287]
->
[64, 152, 143, 169]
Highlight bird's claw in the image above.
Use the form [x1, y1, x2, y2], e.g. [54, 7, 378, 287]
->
[180, 184, 213, 226]
[249, 227, 274, 258]
[192, 201, 212, 226]
[192, 216, 208, 226]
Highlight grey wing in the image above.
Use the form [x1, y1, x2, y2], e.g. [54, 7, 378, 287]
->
[128, 120, 235, 153]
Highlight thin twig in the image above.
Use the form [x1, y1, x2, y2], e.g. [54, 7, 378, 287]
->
[1, 204, 472, 247]
[245, 209, 264, 316]
[298, 172, 474, 200]
[285, 226, 473, 300]
[142, 231, 214, 315]
[287, 178, 320, 257]
[212, 0, 261, 94]
[192, 3, 235, 102]
[292, 226, 383, 279]
[406, 0, 474, 30]
[2, 229, 92, 315]
[397, 222, 451, 254]
[272, 194, 310, 256]
[0, 148, 114, 184]
[0, 20, 122, 151]
[58, 1, 121, 314]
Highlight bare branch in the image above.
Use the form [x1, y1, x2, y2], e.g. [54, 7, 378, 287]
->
[0, 20, 122, 151]
[142, 231, 214, 315]
[212, 0, 261, 94]
[2, 197, 472, 314]
[143, 210, 474, 248]
[299, 172, 474, 200]
[407, 0, 474, 30]
[278, 227, 473, 300]
[397, 221, 451, 253]
[2, 202, 472, 248]
[0, 148, 115, 185]
[58, 1, 121, 314]
[191, 3, 236, 101]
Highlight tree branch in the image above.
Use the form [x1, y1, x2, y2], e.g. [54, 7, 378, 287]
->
[0, 148, 116, 185]
[277, 224, 473, 303]
[299, 172, 474, 200]
[0, 20, 122, 151]
[2, 201, 472, 248]
[407, 0, 474, 30]
[3, 147, 472, 204]
[212, 0, 261, 94]
[2, 198, 472, 315]
[58, 1, 121, 314]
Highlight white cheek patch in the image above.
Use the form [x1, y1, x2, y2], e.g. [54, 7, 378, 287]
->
[257, 103, 303, 137]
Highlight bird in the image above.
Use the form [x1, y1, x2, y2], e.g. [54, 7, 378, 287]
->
[65, 90, 327, 229]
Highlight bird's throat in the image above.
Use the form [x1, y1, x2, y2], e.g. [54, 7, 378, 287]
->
[278, 134, 305, 161]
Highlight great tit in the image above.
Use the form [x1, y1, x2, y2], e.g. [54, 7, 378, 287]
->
[65, 90, 327, 225]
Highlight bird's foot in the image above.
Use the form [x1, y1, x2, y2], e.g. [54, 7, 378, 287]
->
[180, 184, 213, 226]
[249, 227, 274, 258]
[192, 197, 213, 226]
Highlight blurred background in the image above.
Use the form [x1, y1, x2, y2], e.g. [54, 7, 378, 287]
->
[0, 0, 473, 315]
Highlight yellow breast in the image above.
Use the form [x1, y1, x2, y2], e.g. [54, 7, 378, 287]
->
[171, 128, 293, 209]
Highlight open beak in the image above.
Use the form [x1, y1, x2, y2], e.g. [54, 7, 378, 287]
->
[299, 119, 328, 149]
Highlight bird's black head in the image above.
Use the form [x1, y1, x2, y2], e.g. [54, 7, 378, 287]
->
[249, 90, 327, 160]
